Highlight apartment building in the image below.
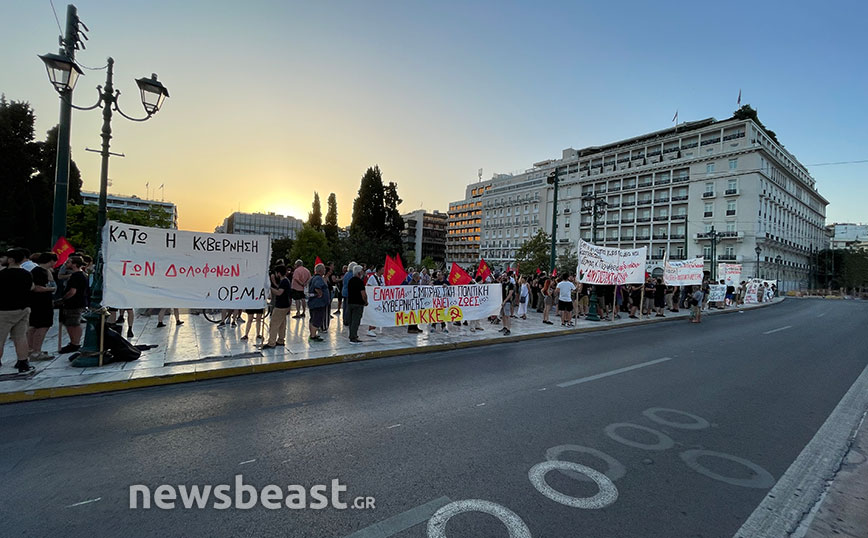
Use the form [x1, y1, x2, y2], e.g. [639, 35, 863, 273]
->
[215, 211, 304, 240]
[445, 183, 487, 265]
[401, 209, 448, 266]
[81, 191, 178, 229]
[460, 115, 828, 291]
[827, 223, 868, 250]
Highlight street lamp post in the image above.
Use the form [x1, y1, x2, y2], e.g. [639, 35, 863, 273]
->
[754, 245, 762, 279]
[39, 4, 84, 246]
[581, 193, 608, 322]
[41, 40, 168, 366]
[775, 255, 782, 291]
[547, 170, 559, 274]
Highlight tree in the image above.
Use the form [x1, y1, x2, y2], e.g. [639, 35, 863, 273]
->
[733, 104, 780, 146]
[0, 96, 38, 250]
[270, 237, 295, 267]
[308, 192, 322, 231]
[324, 193, 339, 246]
[349, 166, 405, 265]
[515, 229, 552, 274]
[29, 126, 83, 249]
[420, 256, 436, 271]
[557, 249, 578, 277]
[288, 225, 331, 269]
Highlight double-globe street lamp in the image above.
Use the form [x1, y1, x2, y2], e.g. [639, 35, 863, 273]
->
[40, 46, 168, 365]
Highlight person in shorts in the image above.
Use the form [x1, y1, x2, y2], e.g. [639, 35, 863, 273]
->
[1, 248, 35, 372]
[556, 274, 576, 326]
[58, 256, 88, 353]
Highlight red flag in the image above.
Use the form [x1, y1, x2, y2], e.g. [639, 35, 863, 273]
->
[448, 263, 472, 285]
[396, 253, 404, 269]
[51, 237, 75, 267]
[476, 259, 491, 281]
[314, 256, 323, 266]
[552, 268, 558, 277]
[384, 255, 407, 286]
[535, 268, 541, 275]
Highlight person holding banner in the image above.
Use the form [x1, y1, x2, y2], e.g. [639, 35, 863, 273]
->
[263, 265, 290, 349]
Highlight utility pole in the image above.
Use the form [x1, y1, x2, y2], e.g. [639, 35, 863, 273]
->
[547, 169, 559, 273]
[709, 225, 717, 281]
[50, 4, 82, 246]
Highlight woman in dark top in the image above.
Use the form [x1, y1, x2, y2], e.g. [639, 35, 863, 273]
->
[28, 253, 57, 360]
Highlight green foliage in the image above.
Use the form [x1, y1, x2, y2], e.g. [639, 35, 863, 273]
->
[288, 225, 331, 269]
[65, 204, 172, 257]
[324, 192, 339, 246]
[0, 98, 84, 251]
[348, 166, 404, 265]
[841, 250, 868, 291]
[420, 256, 437, 271]
[732, 104, 780, 146]
[308, 191, 322, 231]
[557, 249, 578, 277]
[515, 229, 552, 274]
[270, 237, 294, 267]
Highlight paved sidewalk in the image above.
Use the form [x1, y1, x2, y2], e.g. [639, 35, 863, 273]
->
[0, 299, 781, 403]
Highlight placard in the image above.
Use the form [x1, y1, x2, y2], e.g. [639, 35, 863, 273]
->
[707, 284, 726, 302]
[577, 240, 647, 285]
[360, 284, 502, 327]
[718, 263, 743, 287]
[663, 257, 704, 286]
[102, 221, 270, 309]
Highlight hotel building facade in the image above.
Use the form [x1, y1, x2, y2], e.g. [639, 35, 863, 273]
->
[450, 115, 828, 291]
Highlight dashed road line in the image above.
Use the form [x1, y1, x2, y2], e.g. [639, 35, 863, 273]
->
[557, 357, 673, 388]
[763, 325, 792, 334]
[239, 459, 256, 465]
[66, 498, 101, 508]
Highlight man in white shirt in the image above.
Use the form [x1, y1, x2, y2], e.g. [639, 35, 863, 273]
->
[364, 265, 384, 337]
[555, 274, 576, 326]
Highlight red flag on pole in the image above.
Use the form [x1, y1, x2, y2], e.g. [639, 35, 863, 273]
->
[51, 237, 75, 268]
[314, 256, 323, 266]
[448, 263, 472, 285]
[476, 259, 491, 281]
[396, 253, 404, 269]
[535, 268, 541, 275]
[552, 268, 558, 277]
[384, 255, 407, 286]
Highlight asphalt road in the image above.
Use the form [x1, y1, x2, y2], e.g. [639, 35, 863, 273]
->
[1, 298, 867, 538]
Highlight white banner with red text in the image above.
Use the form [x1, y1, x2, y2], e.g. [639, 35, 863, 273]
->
[360, 284, 502, 327]
[663, 257, 705, 285]
[718, 263, 743, 287]
[577, 240, 647, 285]
[102, 221, 270, 309]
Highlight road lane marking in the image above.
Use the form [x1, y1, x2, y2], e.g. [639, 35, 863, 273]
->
[529, 461, 618, 509]
[476, 403, 486, 407]
[557, 357, 673, 388]
[817, 313, 826, 317]
[545, 445, 626, 482]
[66, 498, 101, 508]
[345, 496, 451, 538]
[428, 499, 531, 538]
[763, 325, 792, 334]
[604, 423, 675, 451]
[387, 424, 402, 429]
[239, 459, 256, 465]
[680, 450, 774, 489]
[642, 408, 711, 430]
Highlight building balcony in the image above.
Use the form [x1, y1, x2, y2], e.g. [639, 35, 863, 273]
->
[622, 200, 636, 207]
[671, 195, 688, 201]
[653, 215, 669, 221]
[703, 211, 713, 218]
[726, 209, 737, 216]
[621, 217, 635, 224]
[623, 183, 637, 190]
[608, 202, 620, 208]
[638, 182, 653, 188]
[725, 189, 739, 196]
[651, 254, 666, 260]
[653, 234, 668, 240]
[673, 176, 690, 183]
[702, 191, 716, 198]
[636, 235, 651, 241]
[655, 179, 671, 186]
[670, 233, 686, 240]
[606, 220, 619, 225]
[638, 200, 652, 206]
[718, 254, 738, 261]
[655, 198, 670, 204]
[636, 217, 652, 223]
[609, 186, 621, 192]
[672, 214, 687, 220]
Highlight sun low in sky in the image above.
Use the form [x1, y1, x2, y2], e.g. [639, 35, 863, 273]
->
[4, 0, 867, 232]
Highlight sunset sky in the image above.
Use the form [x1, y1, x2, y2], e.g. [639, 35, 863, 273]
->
[4, 0, 867, 231]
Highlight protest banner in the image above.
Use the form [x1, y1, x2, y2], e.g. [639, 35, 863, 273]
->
[361, 284, 501, 327]
[707, 284, 726, 302]
[718, 263, 743, 287]
[577, 240, 646, 285]
[102, 221, 270, 309]
[663, 257, 704, 285]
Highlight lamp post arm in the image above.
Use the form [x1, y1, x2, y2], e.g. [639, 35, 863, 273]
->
[57, 86, 103, 111]
[112, 91, 155, 122]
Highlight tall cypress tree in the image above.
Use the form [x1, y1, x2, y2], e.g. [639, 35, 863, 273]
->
[324, 192, 339, 246]
[351, 166, 386, 238]
[308, 191, 322, 231]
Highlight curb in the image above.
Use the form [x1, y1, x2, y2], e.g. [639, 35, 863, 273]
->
[0, 299, 785, 404]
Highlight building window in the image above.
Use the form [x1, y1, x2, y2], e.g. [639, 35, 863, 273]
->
[703, 246, 712, 258]
[705, 182, 714, 193]
[707, 163, 715, 174]
[704, 202, 713, 218]
[727, 179, 737, 194]
[726, 222, 736, 233]
[726, 201, 737, 216]
[729, 158, 738, 170]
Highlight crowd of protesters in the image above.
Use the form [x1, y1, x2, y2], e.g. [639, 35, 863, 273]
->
[2, 247, 778, 371]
